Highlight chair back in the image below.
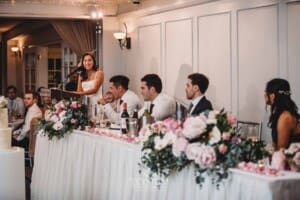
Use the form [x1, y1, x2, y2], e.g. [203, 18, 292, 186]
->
[237, 120, 262, 141]
[29, 117, 41, 158]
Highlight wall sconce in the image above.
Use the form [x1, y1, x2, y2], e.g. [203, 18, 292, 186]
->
[11, 46, 19, 52]
[113, 23, 131, 50]
[11, 46, 21, 57]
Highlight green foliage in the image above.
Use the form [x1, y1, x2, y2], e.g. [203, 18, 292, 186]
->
[38, 99, 88, 140]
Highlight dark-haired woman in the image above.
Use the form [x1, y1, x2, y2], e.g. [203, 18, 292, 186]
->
[76, 53, 104, 109]
[265, 78, 300, 150]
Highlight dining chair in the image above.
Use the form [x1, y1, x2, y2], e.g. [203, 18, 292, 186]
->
[237, 120, 262, 141]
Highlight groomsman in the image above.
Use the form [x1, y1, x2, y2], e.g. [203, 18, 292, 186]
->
[98, 75, 141, 122]
[185, 73, 213, 116]
[139, 74, 176, 121]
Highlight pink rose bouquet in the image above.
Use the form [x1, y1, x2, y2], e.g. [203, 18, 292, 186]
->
[39, 99, 88, 140]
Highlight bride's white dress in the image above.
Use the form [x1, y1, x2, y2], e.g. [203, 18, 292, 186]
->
[81, 73, 102, 117]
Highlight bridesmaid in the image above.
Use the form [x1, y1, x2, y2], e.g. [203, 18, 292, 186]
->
[264, 78, 300, 150]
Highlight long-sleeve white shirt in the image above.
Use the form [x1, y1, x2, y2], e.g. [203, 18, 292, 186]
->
[138, 93, 176, 121]
[103, 90, 141, 123]
[14, 103, 42, 141]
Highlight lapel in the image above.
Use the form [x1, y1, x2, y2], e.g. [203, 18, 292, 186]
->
[191, 96, 207, 115]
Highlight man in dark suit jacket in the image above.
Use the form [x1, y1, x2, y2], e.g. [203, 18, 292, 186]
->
[185, 73, 213, 116]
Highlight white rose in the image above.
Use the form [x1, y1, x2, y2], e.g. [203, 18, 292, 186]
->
[163, 131, 177, 145]
[209, 126, 221, 145]
[293, 152, 300, 166]
[182, 117, 207, 139]
[53, 121, 63, 131]
[59, 110, 67, 119]
[285, 143, 300, 154]
[154, 136, 168, 150]
[139, 126, 152, 142]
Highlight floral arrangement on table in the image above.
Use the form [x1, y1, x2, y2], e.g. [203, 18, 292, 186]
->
[38, 99, 88, 140]
[0, 96, 8, 108]
[272, 143, 300, 172]
[139, 109, 269, 187]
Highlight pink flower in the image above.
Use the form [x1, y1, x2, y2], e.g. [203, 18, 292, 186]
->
[163, 118, 181, 132]
[185, 143, 202, 160]
[172, 137, 188, 157]
[218, 144, 228, 154]
[70, 101, 78, 109]
[151, 121, 163, 133]
[227, 114, 236, 126]
[70, 118, 77, 124]
[222, 132, 231, 140]
[271, 150, 286, 170]
[50, 114, 59, 123]
[195, 145, 216, 167]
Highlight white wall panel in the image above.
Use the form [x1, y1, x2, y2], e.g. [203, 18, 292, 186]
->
[198, 12, 231, 111]
[165, 18, 193, 105]
[131, 24, 161, 92]
[237, 5, 278, 122]
[287, 2, 300, 106]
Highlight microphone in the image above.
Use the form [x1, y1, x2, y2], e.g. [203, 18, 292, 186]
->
[67, 66, 84, 78]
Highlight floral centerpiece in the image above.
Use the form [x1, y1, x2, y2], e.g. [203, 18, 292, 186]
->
[0, 96, 8, 108]
[272, 143, 300, 172]
[139, 109, 268, 187]
[38, 99, 88, 140]
[285, 143, 300, 171]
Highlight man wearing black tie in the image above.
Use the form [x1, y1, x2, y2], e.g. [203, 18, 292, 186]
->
[185, 73, 213, 116]
[138, 74, 176, 121]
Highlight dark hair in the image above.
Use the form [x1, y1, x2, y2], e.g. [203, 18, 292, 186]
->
[6, 85, 17, 94]
[188, 73, 209, 94]
[266, 78, 300, 129]
[109, 75, 129, 90]
[80, 53, 97, 81]
[37, 86, 46, 93]
[141, 74, 162, 93]
[25, 91, 39, 101]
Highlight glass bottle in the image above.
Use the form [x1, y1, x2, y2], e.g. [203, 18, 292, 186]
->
[121, 102, 129, 134]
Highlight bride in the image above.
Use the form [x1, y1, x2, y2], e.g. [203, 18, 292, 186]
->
[75, 53, 104, 112]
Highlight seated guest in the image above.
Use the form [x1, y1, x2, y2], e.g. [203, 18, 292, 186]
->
[264, 78, 300, 150]
[12, 91, 43, 148]
[103, 91, 119, 112]
[138, 74, 176, 121]
[6, 85, 25, 118]
[39, 88, 52, 113]
[98, 75, 141, 122]
[185, 73, 213, 116]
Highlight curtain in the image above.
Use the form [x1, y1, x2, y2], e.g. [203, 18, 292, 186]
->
[51, 20, 96, 57]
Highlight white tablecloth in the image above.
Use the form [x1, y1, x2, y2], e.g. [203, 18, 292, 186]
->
[0, 147, 25, 200]
[31, 130, 300, 200]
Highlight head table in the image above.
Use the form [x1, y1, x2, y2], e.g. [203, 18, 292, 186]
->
[31, 129, 300, 200]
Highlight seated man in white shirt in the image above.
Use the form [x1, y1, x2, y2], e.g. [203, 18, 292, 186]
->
[98, 75, 141, 123]
[12, 91, 43, 148]
[138, 74, 176, 121]
[6, 85, 25, 118]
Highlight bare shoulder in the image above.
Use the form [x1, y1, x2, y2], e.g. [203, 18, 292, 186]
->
[278, 111, 296, 127]
[96, 70, 104, 76]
